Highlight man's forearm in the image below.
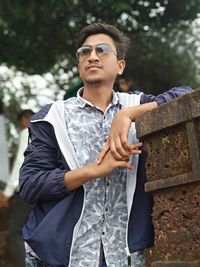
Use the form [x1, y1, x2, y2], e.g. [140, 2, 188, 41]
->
[64, 150, 133, 191]
[64, 163, 97, 192]
[122, 101, 158, 122]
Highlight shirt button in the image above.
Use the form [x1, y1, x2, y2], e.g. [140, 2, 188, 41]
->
[107, 182, 110, 186]
[102, 232, 105, 235]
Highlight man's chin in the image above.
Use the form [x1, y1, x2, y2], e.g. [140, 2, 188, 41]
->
[85, 79, 103, 84]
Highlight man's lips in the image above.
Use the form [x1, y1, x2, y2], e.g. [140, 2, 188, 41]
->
[85, 64, 102, 70]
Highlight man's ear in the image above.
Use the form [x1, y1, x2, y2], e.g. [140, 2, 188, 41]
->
[117, 60, 126, 75]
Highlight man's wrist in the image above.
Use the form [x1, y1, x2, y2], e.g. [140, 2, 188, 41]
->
[129, 101, 158, 121]
[64, 163, 99, 192]
[83, 163, 99, 180]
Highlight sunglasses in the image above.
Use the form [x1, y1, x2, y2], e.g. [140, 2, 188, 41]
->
[76, 43, 117, 62]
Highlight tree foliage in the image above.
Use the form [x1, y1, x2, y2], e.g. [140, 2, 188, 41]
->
[0, 0, 199, 156]
[0, 0, 199, 89]
[0, 65, 66, 154]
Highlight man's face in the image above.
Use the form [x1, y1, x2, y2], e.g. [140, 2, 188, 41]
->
[77, 33, 125, 85]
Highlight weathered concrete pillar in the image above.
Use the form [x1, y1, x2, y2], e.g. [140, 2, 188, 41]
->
[135, 89, 200, 266]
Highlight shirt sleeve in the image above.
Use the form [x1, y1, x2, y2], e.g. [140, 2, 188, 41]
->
[3, 128, 29, 197]
[140, 86, 193, 105]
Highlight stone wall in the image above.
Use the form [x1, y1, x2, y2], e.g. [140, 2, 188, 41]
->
[136, 89, 200, 266]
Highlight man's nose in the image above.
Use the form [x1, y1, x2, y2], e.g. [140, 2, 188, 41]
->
[88, 48, 99, 60]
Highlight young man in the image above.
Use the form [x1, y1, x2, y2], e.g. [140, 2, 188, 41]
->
[0, 109, 34, 267]
[19, 23, 192, 267]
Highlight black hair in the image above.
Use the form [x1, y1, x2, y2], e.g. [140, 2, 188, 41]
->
[17, 109, 34, 121]
[77, 23, 131, 60]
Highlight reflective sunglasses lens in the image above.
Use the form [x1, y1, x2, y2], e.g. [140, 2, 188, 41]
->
[77, 46, 92, 59]
[96, 44, 111, 55]
[76, 44, 114, 61]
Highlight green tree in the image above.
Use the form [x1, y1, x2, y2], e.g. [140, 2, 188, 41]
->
[0, 0, 199, 91]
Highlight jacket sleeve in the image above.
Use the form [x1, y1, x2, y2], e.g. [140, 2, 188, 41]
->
[19, 121, 70, 204]
[140, 86, 192, 105]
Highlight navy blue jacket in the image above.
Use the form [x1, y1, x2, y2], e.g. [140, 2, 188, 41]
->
[19, 87, 192, 267]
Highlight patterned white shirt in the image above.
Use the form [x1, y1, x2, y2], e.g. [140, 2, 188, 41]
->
[64, 90, 144, 267]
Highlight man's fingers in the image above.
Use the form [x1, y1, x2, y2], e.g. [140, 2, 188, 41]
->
[129, 142, 143, 155]
[110, 133, 142, 159]
[130, 142, 143, 149]
[118, 160, 132, 170]
[97, 140, 110, 164]
[110, 136, 129, 160]
[120, 133, 132, 152]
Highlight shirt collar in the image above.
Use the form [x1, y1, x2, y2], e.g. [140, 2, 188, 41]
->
[76, 87, 120, 108]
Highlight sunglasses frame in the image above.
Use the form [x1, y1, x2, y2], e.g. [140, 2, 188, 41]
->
[76, 43, 117, 62]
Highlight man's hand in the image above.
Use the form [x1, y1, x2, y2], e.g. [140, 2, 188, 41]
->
[0, 192, 9, 208]
[65, 150, 134, 192]
[97, 108, 142, 163]
[94, 149, 132, 177]
[97, 102, 158, 164]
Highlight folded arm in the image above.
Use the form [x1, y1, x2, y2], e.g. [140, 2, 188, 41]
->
[97, 86, 192, 162]
[19, 121, 141, 203]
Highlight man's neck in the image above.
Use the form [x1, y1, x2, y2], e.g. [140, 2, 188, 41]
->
[82, 84, 113, 112]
